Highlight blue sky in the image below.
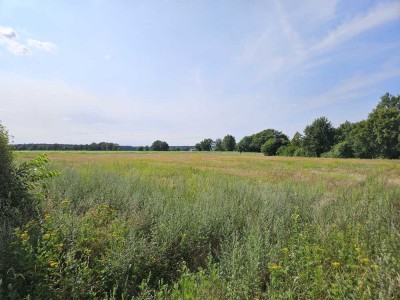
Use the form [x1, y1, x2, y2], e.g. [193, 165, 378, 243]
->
[0, 0, 399, 145]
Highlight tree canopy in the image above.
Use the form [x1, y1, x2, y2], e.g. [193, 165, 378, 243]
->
[150, 140, 169, 151]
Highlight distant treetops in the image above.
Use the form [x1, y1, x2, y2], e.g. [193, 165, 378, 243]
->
[195, 93, 400, 159]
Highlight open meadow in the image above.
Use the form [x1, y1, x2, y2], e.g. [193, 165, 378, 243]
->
[8, 152, 400, 299]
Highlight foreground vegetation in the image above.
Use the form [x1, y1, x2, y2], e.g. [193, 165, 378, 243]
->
[1, 146, 399, 299]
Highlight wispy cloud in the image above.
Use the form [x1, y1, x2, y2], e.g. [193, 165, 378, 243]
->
[27, 39, 57, 52]
[0, 25, 57, 56]
[308, 67, 400, 107]
[0, 26, 31, 55]
[311, 1, 400, 53]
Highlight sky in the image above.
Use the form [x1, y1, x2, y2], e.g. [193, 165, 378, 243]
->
[0, 0, 399, 145]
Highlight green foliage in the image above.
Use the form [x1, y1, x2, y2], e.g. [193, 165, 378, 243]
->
[195, 138, 214, 151]
[261, 137, 289, 156]
[222, 135, 236, 151]
[349, 120, 376, 159]
[213, 138, 224, 151]
[0, 124, 59, 299]
[368, 94, 400, 158]
[321, 141, 354, 158]
[291, 131, 303, 147]
[303, 117, 335, 157]
[334, 121, 353, 144]
[3, 151, 400, 298]
[238, 129, 287, 152]
[150, 140, 169, 151]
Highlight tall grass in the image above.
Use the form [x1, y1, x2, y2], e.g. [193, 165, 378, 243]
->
[4, 152, 400, 299]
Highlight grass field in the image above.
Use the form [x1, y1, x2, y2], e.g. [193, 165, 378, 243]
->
[11, 152, 400, 299]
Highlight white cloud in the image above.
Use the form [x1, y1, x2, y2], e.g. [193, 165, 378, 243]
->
[27, 39, 57, 52]
[0, 25, 57, 55]
[0, 25, 31, 55]
[0, 26, 17, 39]
[312, 1, 400, 53]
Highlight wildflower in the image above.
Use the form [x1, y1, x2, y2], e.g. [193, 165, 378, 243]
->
[55, 243, 64, 248]
[331, 261, 340, 268]
[282, 247, 289, 254]
[20, 231, 29, 240]
[49, 261, 58, 267]
[269, 263, 282, 271]
[371, 264, 379, 269]
[291, 213, 300, 221]
[44, 213, 51, 220]
[43, 233, 51, 239]
[61, 199, 70, 205]
[355, 247, 361, 253]
[359, 258, 369, 264]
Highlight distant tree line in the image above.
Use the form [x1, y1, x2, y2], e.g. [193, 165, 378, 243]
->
[194, 93, 400, 159]
[14, 142, 120, 151]
[11, 93, 399, 158]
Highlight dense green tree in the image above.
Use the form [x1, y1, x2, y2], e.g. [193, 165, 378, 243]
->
[0, 124, 14, 202]
[321, 141, 354, 158]
[237, 136, 252, 153]
[150, 140, 169, 151]
[195, 139, 214, 151]
[291, 132, 303, 147]
[368, 94, 400, 158]
[348, 120, 376, 158]
[214, 138, 224, 151]
[222, 135, 236, 151]
[238, 129, 287, 153]
[261, 137, 289, 156]
[199, 138, 214, 151]
[302, 117, 335, 157]
[335, 121, 354, 144]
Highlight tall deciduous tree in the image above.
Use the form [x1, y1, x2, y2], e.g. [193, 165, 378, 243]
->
[150, 140, 169, 151]
[302, 117, 335, 157]
[222, 135, 236, 151]
[368, 93, 400, 158]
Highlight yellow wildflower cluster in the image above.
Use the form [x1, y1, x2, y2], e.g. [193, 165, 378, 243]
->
[61, 199, 70, 205]
[44, 213, 51, 220]
[269, 263, 282, 271]
[359, 258, 369, 264]
[20, 231, 29, 241]
[49, 261, 58, 267]
[331, 261, 340, 268]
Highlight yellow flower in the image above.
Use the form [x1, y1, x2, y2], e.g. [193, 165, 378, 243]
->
[43, 233, 51, 239]
[49, 261, 58, 267]
[269, 263, 282, 271]
[55, 243, 64, 248]
[282, 247, 289, 254]
[20, 231, 29, 240]
[331, 261, 340, 268]
[359, 258, 369, 264]
[44, 213, 51, 220]
[355, 247, 361, 253]
[371, 264, 379, 269]
[61, 199, 70, 205]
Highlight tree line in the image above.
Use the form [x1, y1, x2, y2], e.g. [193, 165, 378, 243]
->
[194, 93, 400, 159]
[10, 93, 399, 159]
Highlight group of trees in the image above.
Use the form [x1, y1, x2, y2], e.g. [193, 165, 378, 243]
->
[14, 142, 120, 151]
[150, 140, 169, 151]
[193, 93, 399, 159]
[276, 93, 400, 159]
[9, 93, 400, 159]
[195, 135, 236, 151]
